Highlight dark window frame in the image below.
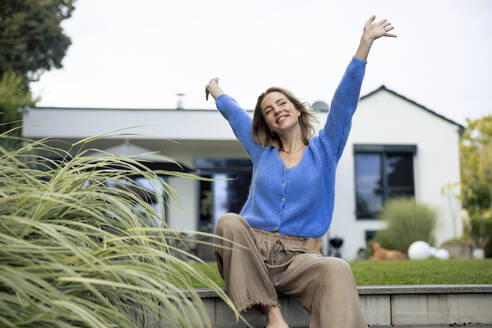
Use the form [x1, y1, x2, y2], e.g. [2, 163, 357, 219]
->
[353, 144, 417, 220]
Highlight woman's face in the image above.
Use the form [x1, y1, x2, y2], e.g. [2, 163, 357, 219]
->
[260, 91, 301, 134]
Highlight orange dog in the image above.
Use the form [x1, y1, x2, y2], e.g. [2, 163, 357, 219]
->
[369, 241, 407, 260]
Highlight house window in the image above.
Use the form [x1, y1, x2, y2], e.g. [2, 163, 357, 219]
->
[365, 230, 378, 244]
[354, 145, 416, 219]
[104, 176, 168, 227]
[195, 159, 252, 233]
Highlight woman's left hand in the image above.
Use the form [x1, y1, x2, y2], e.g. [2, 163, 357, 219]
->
[362, 15, 396, 42]
[354, 15, 396, 61]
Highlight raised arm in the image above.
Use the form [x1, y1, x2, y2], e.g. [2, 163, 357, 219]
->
[205, 78, 262, 162]
[320, 16, 396, 162]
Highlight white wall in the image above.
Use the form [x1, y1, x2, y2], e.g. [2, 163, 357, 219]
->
[330, 90, 462, 259]
[166, 177, 198, 231]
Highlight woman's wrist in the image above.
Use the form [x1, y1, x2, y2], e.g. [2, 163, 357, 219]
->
[210, 87, 224, 100]
[205, 78, 224, 101]
[355, 33, 374, 62]
[361, 32, 375, 45]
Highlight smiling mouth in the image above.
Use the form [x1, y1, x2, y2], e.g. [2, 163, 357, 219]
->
[276, 115, 288, 123]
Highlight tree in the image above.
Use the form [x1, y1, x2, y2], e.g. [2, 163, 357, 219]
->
[0, 0, 75, 84]
[0, 0, 74, 150]
[460, 115, 492, 249]
[0, 71, 38, 150]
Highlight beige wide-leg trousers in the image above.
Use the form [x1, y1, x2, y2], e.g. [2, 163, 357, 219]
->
[214, 213, 367, 328]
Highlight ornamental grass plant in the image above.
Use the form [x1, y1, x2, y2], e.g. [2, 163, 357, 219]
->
[372, 197, 437, 254]
[0, 130, 240, 328]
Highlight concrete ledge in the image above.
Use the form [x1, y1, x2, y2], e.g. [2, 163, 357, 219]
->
[357, 284, 492, 295]
[195, 284, 492, 297]
[193, 285, 492, 327]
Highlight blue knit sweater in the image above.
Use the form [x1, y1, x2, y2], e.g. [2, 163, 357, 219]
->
[215, 56, 366, 238]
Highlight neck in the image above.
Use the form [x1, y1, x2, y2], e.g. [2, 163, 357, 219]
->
[278, 125, 304, 152]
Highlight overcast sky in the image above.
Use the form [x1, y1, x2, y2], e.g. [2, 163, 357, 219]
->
[31, 0, 491, 126]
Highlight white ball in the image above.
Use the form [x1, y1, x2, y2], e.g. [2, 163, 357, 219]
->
[435, 249, 450, 260]
[473, 248, 485, 259]
[429, 247, 438, 256]
[408, 241, 431, 260]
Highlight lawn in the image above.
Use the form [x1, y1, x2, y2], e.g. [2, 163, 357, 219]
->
[188, 259, 492, 288]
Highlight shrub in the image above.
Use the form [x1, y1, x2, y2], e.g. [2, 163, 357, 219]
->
[470, 215, 492, 257]
[0, 133, 239, 327]
[372, 197, 437, 254]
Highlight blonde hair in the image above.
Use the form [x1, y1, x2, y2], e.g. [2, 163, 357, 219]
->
[252, 87, 318, 149]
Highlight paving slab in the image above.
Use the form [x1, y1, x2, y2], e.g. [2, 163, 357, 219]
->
[280, 298, 310, 327]
[214, 299, 264, 328]
[392, 294, 492, 326]
[360, 294, 391, 325]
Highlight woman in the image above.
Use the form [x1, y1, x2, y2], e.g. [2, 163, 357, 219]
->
[205, 16, 396, 328]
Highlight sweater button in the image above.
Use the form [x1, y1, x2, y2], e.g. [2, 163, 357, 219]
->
[281, 197, 285, 202]
[274, 226, 279, 231]
[282, 182, 286, 187]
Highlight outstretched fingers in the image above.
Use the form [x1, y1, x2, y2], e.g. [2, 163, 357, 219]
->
[385, 26, 397, 38]
[377, 18, 387, 25]
[373, 16, 397, 38]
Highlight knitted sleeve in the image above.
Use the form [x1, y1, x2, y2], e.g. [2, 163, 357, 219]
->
[319, 56, 366, 162]
[215, 94, 262, 162]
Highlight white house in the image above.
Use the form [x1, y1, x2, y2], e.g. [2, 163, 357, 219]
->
[21, 85, 464, 260]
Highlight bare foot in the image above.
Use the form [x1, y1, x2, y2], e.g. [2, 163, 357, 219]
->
[264, 305, 289, 328]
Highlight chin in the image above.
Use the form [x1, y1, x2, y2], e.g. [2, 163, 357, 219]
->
[277, 121, 298, 132]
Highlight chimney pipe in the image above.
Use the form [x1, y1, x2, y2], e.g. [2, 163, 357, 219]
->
[176, 93, 185, 109]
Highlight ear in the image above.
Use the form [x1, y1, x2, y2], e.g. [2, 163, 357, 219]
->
[296, 110, 302, 119]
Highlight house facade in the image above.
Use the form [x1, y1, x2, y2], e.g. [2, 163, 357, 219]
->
[22, 86, 464, 260]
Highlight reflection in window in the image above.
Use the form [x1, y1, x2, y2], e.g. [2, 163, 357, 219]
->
[104, 176, 167, 227]
[385, 153, 414, 200]
[355, 147, 415, 219]
[196, 159, 252, 233]
[355, 154, 383, 216]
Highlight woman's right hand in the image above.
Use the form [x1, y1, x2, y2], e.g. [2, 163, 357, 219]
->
[205, 77, 224, 101]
